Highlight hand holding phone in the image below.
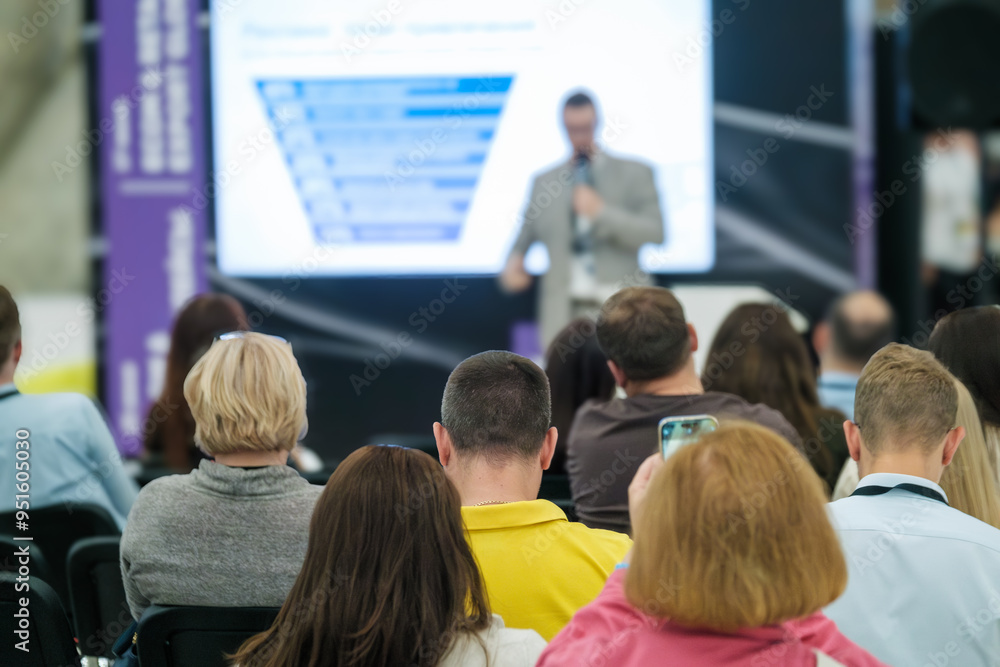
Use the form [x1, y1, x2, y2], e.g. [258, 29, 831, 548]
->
[658, 415, 719, 459]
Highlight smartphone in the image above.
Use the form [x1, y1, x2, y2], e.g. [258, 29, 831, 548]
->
[658, 415, 719, 460]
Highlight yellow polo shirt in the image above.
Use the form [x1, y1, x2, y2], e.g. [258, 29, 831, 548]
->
[462, 499, 632, 641]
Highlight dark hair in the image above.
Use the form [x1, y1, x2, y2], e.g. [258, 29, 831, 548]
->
[929, 307, 1000, 425]
[545, 318, 616, 473]
[143, 293, 248, 470]
[231, 446, 491, 667]
[703, 303, 837, 487]
[0, 286, 20, 365]
[825, 293, 896, 365]
[563, 91, 595, 109]
[441, 350, 551, 462]
[596, 287, 690, 381]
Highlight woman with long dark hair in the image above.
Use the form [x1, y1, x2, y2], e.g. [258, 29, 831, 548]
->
[545, 317, 616, 475]
[230, 445, 546, 667]
[929, 306, 1000, 485]
[143, 293, 248, 471]
[703, 303, 842, 492]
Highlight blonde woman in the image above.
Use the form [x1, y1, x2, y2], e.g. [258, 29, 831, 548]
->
[538, 422, 886, 667]
[832, 379, 1000, 529]
[936, 380, 1000, 528]
[120, 332, 322, 620]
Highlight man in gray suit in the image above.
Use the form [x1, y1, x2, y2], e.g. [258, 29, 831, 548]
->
[500, 92, 665, 348]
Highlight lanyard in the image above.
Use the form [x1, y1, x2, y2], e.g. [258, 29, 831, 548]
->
[850, 483, 948, 506]
[0, 388, 18, 402]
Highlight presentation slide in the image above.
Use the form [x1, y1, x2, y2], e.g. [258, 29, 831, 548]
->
[211, 0, 713, 276]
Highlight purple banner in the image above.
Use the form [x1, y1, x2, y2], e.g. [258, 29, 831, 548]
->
[98, 0, 207, 456]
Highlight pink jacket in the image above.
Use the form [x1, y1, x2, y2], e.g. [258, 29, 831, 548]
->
[536, 570, 888, 667]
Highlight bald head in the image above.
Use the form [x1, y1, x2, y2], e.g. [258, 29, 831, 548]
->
[816, 291, 896, 372]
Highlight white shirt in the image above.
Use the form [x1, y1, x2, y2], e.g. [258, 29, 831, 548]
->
[825, 472, 1000, 667]
[437, 616, 546, 667]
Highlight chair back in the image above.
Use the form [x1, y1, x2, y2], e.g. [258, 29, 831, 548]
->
[137, 605, 280, 667]
[0, 535, 55, 586]
[67, 536, 130, 659]
[0, 503, 120, 607]
[0, 572, 80, 666]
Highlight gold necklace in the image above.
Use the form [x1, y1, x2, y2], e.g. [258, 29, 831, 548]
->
[473, 500, 512, 506]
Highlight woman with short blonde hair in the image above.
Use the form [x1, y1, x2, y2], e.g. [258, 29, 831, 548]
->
[185, 332, 306, 456]
[121, 332, 322, 620]
[538, 422, 887, 667]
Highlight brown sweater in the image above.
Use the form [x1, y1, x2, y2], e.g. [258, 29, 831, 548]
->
[567, 392, 803, 533]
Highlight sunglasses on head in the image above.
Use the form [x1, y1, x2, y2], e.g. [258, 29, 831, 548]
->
[214, 331, 288, 344]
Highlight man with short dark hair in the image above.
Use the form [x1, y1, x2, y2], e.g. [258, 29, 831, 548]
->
[500, 91, 665, 348]
[825, 343, 1000, 667]
[568, 286, 802, 533]
[0, 286, 138, 528]
[812, 290, 896, 420]
[434, 350, 631, 641]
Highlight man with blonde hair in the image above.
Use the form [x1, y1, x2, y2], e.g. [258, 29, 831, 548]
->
[825, 343, 1000, 666]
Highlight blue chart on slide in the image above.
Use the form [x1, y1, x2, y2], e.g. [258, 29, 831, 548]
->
[256, 76, 515, 244]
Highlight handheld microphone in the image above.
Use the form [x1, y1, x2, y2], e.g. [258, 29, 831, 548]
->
[572, 153, 593, 255]
[573, 153, 592, 186]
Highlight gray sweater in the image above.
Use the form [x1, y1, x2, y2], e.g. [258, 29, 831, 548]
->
[120, 460, 323, 619]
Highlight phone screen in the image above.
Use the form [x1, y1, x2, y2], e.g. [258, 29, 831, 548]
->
[659, 415, 719, 459]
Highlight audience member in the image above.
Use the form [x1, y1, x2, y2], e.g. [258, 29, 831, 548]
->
[825, 344, 1000, 666]
[143, 293, 249, 472]
[929, 306, 1000, 484]
[0, 286, 138, 529]
[434, 350, 631, 641]
[812, 290, 895, 421]
[231, 445, 545, 667]
[120, 332, 322, 619]
[704, 303, 843, 493]
[944, 379, 1000, 529]
[538, 422, 886, 667]
[545, 317, 616, 475]
[832, 378, 1000, 530]
[567, 287, 803, 532]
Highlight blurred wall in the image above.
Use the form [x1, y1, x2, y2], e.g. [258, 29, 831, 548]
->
[0, 1, 96, 395]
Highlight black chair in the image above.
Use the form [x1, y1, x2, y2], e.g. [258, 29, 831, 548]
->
[0, 503, 120, 608]
[0, 534, 55, 586]
[67, 536, 130, 659]
[0, 572, 80, 666]
[538, 474, 578, 521]
[137, 605, 281, 667]
[538, 474, 572, 502]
